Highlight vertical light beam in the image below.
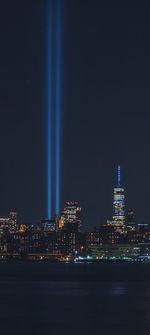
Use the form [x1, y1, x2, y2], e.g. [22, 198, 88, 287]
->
[55, 0, 62, 215]
[47, 0, 52, 219]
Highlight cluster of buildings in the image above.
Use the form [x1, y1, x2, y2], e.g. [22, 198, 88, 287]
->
[0, 166, 150, 262]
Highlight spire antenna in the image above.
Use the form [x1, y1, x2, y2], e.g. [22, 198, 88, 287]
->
[117, 165, 121, 188]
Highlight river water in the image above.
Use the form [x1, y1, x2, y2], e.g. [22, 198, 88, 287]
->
[0, 262, 149, 335]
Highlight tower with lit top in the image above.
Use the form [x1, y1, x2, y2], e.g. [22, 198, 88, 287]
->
[112, 166, 125, 231]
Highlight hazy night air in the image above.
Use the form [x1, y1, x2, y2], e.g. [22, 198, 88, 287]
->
[0, 1, 149, 229]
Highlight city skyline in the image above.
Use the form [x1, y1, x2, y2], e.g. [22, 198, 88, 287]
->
[0, 1, 150, 229]
[0, 165, 147, 230]
[1, 3, 150, 335]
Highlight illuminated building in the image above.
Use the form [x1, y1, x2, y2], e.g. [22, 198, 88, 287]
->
[127, 208, 136, 231]
[9, 210, 17, 233]
[112, 166, 125, 231]
[90, 244, 140, 261]
[0, 217, 10, 234]
[40, 219, 56, 232]
[49, 231, 83, 255]
[61, 202, 81, 232]
[19, 224, 27, 233]
[0, 211, 18, 235]
[58, 216, 65, 230]
[18, 224, 27, 234]
[9, 230, 46, 254]
[138, 223, 149, 232]
[85, 225, 121, 248]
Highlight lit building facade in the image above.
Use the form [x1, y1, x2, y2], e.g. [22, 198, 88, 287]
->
[9, 211, 17, 233]
[0, 210, 17, 234]
[40, 219, 56, 232]
[112, 166, 125, 231]
[127, 208, 136, 231]
[0, 217, 10, 234]
[61, 202, 81, 232]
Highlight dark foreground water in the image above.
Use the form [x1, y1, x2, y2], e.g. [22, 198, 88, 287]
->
[0, 263, 150, 335]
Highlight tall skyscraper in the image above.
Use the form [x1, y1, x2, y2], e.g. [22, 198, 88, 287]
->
[112, 166, 125, 231]
[61, 202, 82, 232]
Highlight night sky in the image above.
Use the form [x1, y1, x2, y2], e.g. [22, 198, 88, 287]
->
[0, 1, 150, 229]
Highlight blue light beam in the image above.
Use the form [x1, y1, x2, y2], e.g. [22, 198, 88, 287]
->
[55, 0, 62, 215]
[47, 0, 52, 219]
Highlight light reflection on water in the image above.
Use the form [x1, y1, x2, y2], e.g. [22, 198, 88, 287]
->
[110, 283, 128, 295]
[0, 270, 150, 334]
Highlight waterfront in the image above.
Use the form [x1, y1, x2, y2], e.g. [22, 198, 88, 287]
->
[0, 263, 150, 335]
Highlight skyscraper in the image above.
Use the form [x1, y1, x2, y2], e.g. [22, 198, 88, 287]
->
[61, 202, 82, 232]
[9, 211, 17, 233]
[112, 166, 125, 231]
[0, 210, 17, 235]
[127, 208, 136, 230]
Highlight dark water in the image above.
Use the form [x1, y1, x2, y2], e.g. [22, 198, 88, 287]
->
[0, 263, 150, 335]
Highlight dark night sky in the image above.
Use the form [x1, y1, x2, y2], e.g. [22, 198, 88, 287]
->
[0, 1, 150, 229]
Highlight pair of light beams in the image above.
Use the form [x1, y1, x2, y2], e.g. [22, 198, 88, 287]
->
[47, 0, 62, 219]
